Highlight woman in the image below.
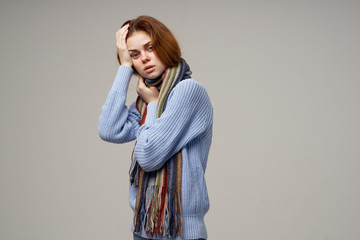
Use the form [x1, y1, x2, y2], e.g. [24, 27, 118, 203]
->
[98, 16, 213, 240]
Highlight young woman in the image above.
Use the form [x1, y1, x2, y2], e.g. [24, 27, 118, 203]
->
[98, 16, 213, 240]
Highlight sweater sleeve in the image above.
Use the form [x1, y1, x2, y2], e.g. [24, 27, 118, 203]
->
[134, 79, 213, 172]
[98, 66, 141, 143]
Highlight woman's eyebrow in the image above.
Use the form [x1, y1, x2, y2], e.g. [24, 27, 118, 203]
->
[143, 41, 152, 48]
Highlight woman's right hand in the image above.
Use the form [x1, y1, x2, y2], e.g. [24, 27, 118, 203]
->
[116, 24, 132, 67]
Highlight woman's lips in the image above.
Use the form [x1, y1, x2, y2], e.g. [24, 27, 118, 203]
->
[144, 65, 155, 73]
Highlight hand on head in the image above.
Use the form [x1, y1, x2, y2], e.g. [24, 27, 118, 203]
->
[116, 24, 132, 67]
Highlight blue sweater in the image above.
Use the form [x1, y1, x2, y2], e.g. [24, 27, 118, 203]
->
[98, 66, 213, 240]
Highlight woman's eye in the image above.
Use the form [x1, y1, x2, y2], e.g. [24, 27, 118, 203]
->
[148, 46, 153, 51]
[131, 53, 139, 59]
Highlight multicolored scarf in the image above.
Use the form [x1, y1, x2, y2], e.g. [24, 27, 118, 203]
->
[129, 58, 191, 238]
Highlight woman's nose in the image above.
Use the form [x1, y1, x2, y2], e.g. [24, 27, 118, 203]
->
[141, 52, 150, 63]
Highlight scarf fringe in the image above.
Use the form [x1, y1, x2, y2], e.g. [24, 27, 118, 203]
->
[133, 159, 183, 237]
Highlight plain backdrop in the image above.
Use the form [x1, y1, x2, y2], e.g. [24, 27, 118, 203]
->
[1, 0, 360, 239]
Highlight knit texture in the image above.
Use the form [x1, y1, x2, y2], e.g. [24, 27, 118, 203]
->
[98, 66, 213, 240]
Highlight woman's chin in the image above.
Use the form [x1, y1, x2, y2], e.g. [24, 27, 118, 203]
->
[141, 71, 161, 80]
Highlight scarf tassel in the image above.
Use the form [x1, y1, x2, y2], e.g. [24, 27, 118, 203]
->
[133, 162, 183, 237]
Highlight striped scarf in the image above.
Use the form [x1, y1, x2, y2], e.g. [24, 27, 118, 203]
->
[129, 58, 191, 238]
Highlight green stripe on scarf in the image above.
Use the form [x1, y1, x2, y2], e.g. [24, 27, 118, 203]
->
[156, 67, 178, 117]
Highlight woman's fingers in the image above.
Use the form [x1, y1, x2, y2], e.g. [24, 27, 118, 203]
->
[116, 24, 129, 49]
[136, 77, 159, 103]
[116, 24, 132, 67]
[136, 77, 147, 92]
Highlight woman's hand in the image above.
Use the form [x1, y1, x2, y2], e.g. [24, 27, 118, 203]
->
[116, 24, 132, 67]
[136, 77, 159, 103]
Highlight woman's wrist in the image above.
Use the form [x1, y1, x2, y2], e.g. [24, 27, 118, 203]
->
[121, 63, 132, 68]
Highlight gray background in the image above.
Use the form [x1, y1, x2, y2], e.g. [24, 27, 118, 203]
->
[1, 0, 360, 239]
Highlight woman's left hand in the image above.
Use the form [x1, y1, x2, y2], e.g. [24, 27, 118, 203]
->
[136, 77, 159, 103]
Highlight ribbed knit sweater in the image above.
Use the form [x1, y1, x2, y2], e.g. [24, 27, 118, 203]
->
[98, 66, 213, 240]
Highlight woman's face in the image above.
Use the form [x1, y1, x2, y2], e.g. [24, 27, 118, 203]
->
[127, 31, 166, 79]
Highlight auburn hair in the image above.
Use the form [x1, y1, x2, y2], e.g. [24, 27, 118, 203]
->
[118, 16, 181, 68]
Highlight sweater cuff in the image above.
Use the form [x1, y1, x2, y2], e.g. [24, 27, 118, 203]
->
[110, 65, 133, 94]
[144, 101, 157, 125]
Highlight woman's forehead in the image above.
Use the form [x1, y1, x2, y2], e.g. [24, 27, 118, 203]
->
[127, 31, 152, 50]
